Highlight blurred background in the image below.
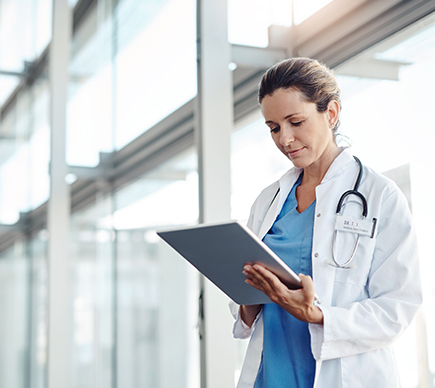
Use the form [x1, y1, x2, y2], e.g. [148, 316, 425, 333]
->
[0, 0, 434, 387]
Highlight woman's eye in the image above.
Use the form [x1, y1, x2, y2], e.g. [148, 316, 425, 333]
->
[291, 121, 303, 126]
[270, 127, 279, 133]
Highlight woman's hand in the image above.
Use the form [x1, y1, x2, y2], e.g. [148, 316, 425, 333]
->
[243, 263, 323, 325]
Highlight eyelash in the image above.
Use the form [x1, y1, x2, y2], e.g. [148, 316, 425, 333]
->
[270, 121, 303, 133]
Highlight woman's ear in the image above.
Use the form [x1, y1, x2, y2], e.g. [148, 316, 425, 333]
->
[327, 100, 340, 126]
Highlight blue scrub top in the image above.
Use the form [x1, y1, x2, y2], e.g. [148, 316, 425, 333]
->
[254, 174, 316, 388]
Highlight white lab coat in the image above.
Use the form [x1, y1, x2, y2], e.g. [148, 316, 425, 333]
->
[230, 148, 422, 388]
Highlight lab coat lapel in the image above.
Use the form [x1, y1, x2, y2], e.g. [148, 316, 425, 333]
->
[257, 168, 301, 240]
[258, 191, 280, 239]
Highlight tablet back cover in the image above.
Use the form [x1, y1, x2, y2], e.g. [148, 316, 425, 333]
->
[157, 221, 300, 305]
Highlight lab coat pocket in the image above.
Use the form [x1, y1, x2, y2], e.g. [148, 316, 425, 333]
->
[332, 231, 376, 288]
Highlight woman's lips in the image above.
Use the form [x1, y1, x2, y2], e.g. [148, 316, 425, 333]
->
[288, 147, 304, 157]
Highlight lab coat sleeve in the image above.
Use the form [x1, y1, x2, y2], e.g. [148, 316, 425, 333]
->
[310, 188, 422, 361]
[229, 300, 263, 339]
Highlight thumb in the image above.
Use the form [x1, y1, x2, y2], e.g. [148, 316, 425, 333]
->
[299, 274, 315, 299]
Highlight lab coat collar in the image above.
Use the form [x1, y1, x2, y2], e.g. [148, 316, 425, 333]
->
[277, 168, 303, 209]
[257, 168, 302, 239]
[277, 147, 354, 196]
[320, 147, 355, 184]
[258, 147, 354, 240]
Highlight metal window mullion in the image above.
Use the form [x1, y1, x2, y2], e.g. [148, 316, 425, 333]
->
[47, 1, 72, 388]
[110, 0, 119, 386]
[196, 0, 235, 387]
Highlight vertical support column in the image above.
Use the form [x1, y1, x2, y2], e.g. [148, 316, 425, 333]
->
[196, 0, 235, 387]
[47, 1, 72, 388]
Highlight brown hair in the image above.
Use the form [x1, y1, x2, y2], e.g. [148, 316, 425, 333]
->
[258, 57, 341, 131]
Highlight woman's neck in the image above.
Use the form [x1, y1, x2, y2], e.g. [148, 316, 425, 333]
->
[302, 145, 341, 187]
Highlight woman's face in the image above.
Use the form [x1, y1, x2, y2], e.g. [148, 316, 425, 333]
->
[261, 88, 339, 170]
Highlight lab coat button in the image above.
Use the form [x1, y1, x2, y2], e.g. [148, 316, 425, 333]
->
[314, 253, 319, 257]
[316, 213, 321, 217]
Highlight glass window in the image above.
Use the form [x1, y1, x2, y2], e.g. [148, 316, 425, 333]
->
[114, 0, 197, 149]
[0, 78, 50, 224]
[228, 0, 292, 47]
[228, 0, 336, 46]
[0, 0, 52, 73]
[67, 1, 114, 167]
[113, 148, 199, 388]
[0, 2, 51, 386]
[0, 235, 48, 388]
[293, 0, 333, 25]
[0, 239, 39, 388]
[28, 233, 49, 388]
[69, 195, 114, 388]
[67, 0, 197, 166]
[69, 148, 200, 388]
[0, 75, 20, 107]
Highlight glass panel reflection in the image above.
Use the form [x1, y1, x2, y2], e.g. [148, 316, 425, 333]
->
[0, 234, 47, 388]
[69, 148, 200, 388]
[70, 195, 114, 388]
[228, 0, 292, 47]
[29, 233, 49, 388]
[293, 0, 333, 25]
[0, 0, 52, 73]
[114, 0, 196, 149]
[0, 78, 50, 224]
[114, 148, 199, 388]
[67, 1, 113, 167]
[0, 243, 30, 388]
[67, 0, 197, 167]
[0, 75, 20, 107]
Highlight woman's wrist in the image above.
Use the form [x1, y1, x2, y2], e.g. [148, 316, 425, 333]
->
[309, 306, 324, 325]
[240, 304, 262, 327]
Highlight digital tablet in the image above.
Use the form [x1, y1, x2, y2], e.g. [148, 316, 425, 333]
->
[157, 221, 302, 305]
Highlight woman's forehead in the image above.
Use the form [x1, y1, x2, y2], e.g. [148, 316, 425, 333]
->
[261, 89, 316, 119]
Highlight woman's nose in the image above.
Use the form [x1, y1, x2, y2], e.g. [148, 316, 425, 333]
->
[279, 126, 294, 146]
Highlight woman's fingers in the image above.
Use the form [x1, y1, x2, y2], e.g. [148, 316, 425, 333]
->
[243, 264, 271, 292]
[243, 264, 288, 297]
[244, 264, 268, 291]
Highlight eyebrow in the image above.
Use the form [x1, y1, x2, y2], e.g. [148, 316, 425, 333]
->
[265, 113, 301, 124]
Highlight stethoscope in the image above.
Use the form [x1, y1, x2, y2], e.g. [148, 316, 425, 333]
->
[268, 156, 376, 270]
[329, 156, 374, 269]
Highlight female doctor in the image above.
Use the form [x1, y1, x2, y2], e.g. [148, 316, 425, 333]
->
[230, 57, 422, 388]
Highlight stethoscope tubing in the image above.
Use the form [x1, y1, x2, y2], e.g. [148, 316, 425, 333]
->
[330, 156, 368, 269]
[266, 156, 368, 270]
